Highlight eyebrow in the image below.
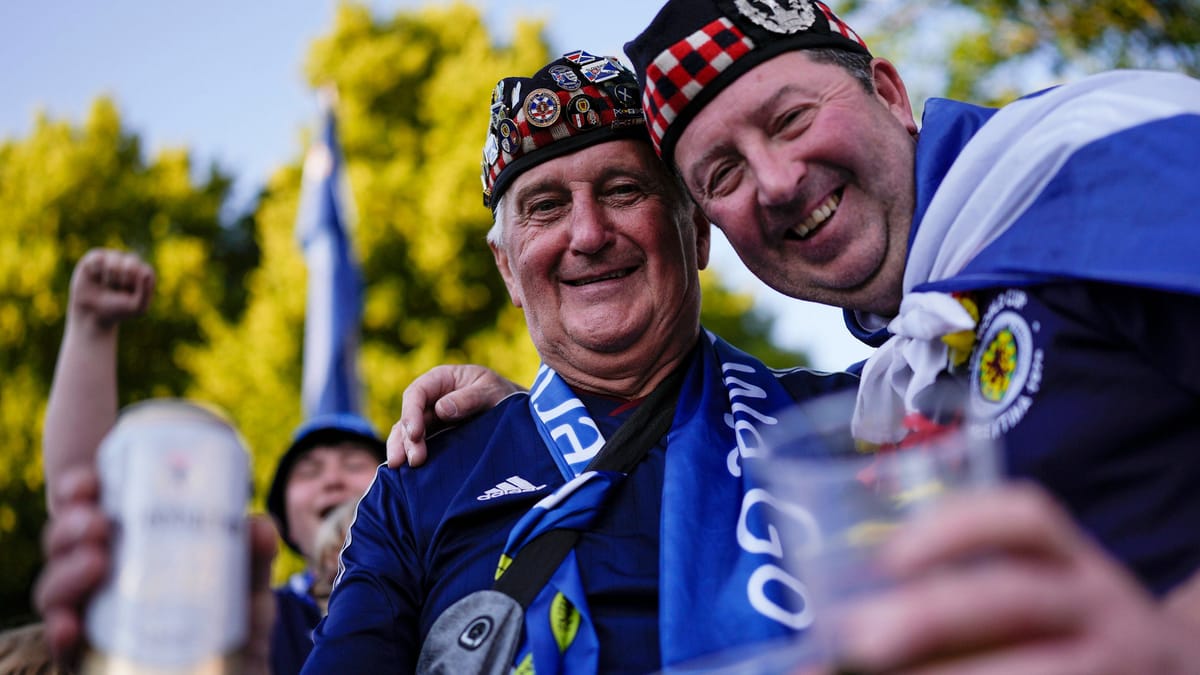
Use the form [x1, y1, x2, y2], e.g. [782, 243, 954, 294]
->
[511, 162, 662, 208]
[510, 177, 564, 208]
[685, 84, 806, 189]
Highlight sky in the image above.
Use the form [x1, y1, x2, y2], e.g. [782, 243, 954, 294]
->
[0, 0, 875, 371]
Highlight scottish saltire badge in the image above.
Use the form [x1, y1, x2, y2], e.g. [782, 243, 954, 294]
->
[525, 89, 562, 127]
[563, 49, 600, 65]
[607, 82, 638, 108]
[581, 58, 621, 83]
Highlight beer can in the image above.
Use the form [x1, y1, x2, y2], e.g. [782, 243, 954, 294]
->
[83, 399, 250, 675]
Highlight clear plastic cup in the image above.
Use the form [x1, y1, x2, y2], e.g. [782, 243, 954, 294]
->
[749, 390, 1001, 663]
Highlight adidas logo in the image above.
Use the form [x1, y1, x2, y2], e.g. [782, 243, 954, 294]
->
[476, 475, 547, 501]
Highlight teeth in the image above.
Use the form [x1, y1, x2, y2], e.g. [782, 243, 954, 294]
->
[791, 193, 840, 239]
[565, 269, 630, 286]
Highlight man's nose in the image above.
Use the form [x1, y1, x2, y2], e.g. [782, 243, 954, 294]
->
[752, 145, 806, 209]
[568, 198, 613, 255]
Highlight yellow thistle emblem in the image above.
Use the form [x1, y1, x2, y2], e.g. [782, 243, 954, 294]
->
[942, 294, 980, 368]
[978, 327, 1019, 402]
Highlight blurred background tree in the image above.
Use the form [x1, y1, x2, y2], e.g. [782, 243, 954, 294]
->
[843, 0, 1200, 106]
[4, 0, 1199, 624]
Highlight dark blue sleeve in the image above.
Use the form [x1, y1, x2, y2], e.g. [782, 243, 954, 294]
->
[301, 466, 422, 674]
[1100, 284, 1200, 395]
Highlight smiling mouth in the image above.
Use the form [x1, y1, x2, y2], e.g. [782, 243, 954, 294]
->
[563, 267, 635, 286]
[786, 191, 841, 240]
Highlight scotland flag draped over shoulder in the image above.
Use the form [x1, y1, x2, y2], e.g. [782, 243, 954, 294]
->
[296, 89, 363, 417]
[854, 69, 1200, 443]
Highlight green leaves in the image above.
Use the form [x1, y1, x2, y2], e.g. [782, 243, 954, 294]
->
[851, 0, 1200, 106]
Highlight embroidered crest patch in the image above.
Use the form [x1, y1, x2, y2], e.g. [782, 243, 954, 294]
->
[969, 290, 1044, 438]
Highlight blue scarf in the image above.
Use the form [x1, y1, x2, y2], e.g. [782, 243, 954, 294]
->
[502, 332, 802, 672]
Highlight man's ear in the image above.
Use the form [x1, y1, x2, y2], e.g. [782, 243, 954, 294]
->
[691, 206, 712, 271]
[489, 240, 523, 308]
[871, 57, 918, 135]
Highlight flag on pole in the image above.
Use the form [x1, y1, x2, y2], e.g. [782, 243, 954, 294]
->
[296, 88, 363, 417]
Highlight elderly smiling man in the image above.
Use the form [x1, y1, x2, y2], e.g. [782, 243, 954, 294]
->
[302, 52, 854, 673]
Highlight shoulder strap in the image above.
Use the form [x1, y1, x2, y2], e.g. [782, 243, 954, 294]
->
[493, 364, 687, 607]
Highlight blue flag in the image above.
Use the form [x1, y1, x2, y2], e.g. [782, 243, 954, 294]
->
[296, 90, 362, 417]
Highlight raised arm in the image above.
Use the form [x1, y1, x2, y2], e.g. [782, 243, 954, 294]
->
[387, 364, 522, 467]
[43, 249, 155, 515]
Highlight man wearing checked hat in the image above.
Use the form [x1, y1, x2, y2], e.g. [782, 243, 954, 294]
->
[396, 0, 1200, 671]
[622, 0, 1200, 670]
[303, 51, 857, 672]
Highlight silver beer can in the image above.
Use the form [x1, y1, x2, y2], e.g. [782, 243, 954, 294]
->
[84, 399, 250, 674]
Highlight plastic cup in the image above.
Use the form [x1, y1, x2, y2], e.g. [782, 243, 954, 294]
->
[749, 390, 1001, 662]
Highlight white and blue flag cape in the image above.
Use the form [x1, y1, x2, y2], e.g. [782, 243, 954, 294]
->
[853, 70, 1200, 443]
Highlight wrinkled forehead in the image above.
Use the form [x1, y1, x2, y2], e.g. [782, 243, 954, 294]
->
[503, 138, 669, 206]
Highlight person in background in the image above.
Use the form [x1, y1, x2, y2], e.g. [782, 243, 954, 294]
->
[266, 413, 384, 674]
[42, 248, 155, 517]
[33, 249, 278, 673]
[303, 52, 856, 673]
[395, 0, 1200, 670]
[34, 249, 383, 674]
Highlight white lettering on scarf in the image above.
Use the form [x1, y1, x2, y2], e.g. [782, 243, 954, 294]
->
[529, 365, 605, 476]
[721, 359, 815, 631]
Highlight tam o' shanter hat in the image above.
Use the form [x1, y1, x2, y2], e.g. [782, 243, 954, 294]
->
[481, 50, 648, 209]
[625, 0, 870, 164]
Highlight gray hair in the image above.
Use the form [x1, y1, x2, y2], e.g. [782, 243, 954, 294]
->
[805, 47, 875, 94]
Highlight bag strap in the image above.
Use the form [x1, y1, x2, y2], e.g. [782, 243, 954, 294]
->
[492, 363, 687, 608]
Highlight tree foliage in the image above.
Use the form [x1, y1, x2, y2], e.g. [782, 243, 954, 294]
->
[842, 0, 1200, 105]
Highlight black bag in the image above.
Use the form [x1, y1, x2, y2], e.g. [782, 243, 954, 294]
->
[416, 366, 686, 674]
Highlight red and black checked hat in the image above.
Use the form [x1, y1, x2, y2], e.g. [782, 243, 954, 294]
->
[481, 51, 648, 209]
[624, 0, 869, 164]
